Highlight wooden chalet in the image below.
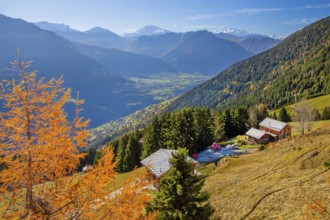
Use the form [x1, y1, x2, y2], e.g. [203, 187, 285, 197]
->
[246, 118, 292, 144]
[141, 148, 198, 190]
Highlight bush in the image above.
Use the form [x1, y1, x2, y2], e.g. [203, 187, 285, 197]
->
[258, 145, 266, 151]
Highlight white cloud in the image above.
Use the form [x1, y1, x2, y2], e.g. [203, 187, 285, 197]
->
[235, 8, 283, 15]
[304, 3, 330, 9]
[283, 17, 319, 25]
[187, 14, 219, 20]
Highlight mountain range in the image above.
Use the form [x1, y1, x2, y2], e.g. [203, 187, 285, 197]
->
[0, 15, 156, 127]
[122, 25, 171, 40]
[34, 22, 280, 75]
[168, 16, 330, 111]
[0, 14, 283, 127]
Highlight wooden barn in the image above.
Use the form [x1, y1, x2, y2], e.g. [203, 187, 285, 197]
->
[246, 118, 292, 144]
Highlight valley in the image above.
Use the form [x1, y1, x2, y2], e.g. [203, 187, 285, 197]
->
[129, 72, 210, 101]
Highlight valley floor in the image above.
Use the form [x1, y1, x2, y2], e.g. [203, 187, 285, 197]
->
[204, 126, 330, 219]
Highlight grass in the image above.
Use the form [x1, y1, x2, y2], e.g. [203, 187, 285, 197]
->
[289, 119, 330, 136]
[112, 166, 147, 190]
[223, 135, 260, 151]
[270, 94, 330, 116]
[204, 126, 330, 219]
[196, 163, 216, 176]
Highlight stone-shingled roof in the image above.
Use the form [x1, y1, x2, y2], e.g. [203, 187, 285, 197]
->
[259, 117, 288, 132]
[141, 148, 197, 178]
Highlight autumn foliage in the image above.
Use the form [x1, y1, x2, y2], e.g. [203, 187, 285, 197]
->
[0, 56, 153, 219]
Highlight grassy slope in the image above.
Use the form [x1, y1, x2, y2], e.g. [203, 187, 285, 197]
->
[204, 127, 330, 219]
[271, 94, 330, 116]
[289, 119, 330, 136]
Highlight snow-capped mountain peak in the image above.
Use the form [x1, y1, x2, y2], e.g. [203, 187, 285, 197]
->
[214, 27, 251, 37]
[34, 21, 78, 33]
[123, 25, 170, 38]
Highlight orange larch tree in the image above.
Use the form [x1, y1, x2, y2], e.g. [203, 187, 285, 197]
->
[0, 56, 153, 219]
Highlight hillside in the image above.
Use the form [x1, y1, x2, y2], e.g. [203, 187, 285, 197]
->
[216, 33, 281, 54]
[0, 14, 156, 127]
[204, 127, 330, 219]
[271, 94, 330, 117]
[168, 17, 330, 111]
[75, 43, 177, 77]
[89, 99, 174, 149]
[161, 31, 252, 75]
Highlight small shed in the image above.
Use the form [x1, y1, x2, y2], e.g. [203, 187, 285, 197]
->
[245, 128, 270, 144]
[141, 148, 198, 189]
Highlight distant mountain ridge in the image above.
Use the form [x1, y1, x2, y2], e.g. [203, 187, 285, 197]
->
[35, 21, 280, 76]
[35, 21, 128, 49]
[122, 25, 171, 40]
[160, 30, 252, 75]
[167, 16, 330, 111]
[0, 15, 156, 127]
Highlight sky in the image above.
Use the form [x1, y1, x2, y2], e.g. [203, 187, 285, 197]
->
[0, 0, 329, 37]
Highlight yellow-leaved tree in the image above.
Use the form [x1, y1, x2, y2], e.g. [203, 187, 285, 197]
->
[0, 55, 153, 219]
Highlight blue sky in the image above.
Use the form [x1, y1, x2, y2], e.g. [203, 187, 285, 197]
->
[0, 0, 329, 37]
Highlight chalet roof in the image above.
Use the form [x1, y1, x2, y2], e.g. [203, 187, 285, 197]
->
[141, 148, 197, 178]
[259, 117, 287, 132]
[246, 128, 267, 140]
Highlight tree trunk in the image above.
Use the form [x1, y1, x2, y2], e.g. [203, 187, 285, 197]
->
[26, 150, 33, 214]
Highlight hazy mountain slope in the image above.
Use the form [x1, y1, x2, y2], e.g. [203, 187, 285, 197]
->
[35, 21, 128, 49]
[168, 17, 330, 111]
[216, 33, 281, 54]
[161, 30, 252, 75]
[238, 36, 281, 54]
[0, 14, 156, 127]
[75, 43, 177, 76]
[205, 126, 330, 219]
[128, 32, 185, 57]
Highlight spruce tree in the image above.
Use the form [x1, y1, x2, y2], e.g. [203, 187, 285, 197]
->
[322, 106, 330, 120]
[214, 108, 226, 141]
[141, 115, 161, 159]
[278, 107, 291, 122]
[147, 148, 214, 220]
[193, 107, 213, 152]
[115, 135, 129, 172]
[172, 108, 196, 152]
[223, 109, 234, 138]
[234, 107, 250, 135]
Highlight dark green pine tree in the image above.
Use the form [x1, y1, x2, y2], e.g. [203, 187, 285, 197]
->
[141, 115, 161, 159]
[223, 109, 234, 138]
[115, 135, 129, 172]
[233, 107, 250, 135]
[159, 112, 175, 149]
[147, 148, 214, 220]
[322, 106, 330, 120]
[278, 107, 291, 122]
[171, 108, 196, 152]
[214, 108, 226, 141]
[192, 107, 214, 152]
[122, 137, 135, 172]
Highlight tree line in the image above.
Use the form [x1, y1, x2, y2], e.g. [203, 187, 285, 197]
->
[101, 105, 264, 173]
